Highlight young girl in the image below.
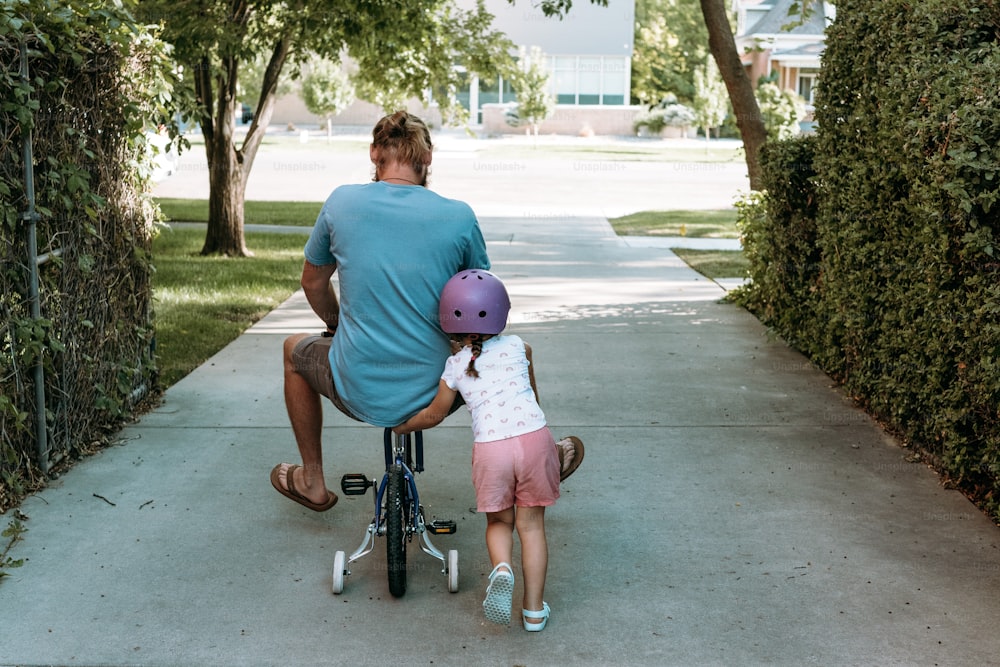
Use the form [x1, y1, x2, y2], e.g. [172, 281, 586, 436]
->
[393, 269, 584, 631]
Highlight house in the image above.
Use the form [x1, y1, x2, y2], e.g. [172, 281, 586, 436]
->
[734, 0, 835, 127]
[267, 0, 637, 136]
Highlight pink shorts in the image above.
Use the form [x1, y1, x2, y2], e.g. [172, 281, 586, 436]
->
[471, 427, 560, 513]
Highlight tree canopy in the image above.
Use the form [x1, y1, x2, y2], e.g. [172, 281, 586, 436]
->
[509, 46, 555, 135]
[139, 0, 519, 255]
[301, 58, 354, 141]
[632, 0, 710, 106]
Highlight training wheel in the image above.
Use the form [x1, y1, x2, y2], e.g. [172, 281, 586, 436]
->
[447, 549, 459, 593]
[332, 550, 346, 594]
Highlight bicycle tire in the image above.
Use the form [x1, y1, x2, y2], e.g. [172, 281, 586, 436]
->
[386, 464, 407, 597]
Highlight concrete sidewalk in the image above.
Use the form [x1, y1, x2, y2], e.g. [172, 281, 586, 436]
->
[2, 215, 999, 667]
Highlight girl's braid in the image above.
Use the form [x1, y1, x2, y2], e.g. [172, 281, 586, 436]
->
[465, 336, 484, 378]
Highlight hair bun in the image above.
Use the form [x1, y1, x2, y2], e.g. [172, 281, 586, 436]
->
[371, 111, 433, 178]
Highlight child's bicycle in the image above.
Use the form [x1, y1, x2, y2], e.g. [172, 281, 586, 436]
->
[333, 428, 459, 597]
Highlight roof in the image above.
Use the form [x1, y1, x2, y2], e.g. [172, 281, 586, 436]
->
[746, 0, 829, 36]
[773, 41, 826, 57]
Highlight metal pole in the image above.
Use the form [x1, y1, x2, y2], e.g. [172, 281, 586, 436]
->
[20, 37, 49, 474]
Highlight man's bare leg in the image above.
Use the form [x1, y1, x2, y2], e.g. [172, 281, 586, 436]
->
[276, 333, 330, 505]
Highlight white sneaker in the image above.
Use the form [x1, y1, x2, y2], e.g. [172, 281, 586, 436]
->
[482, 562, 514, 625]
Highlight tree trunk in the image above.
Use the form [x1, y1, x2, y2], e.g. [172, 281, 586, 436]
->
[203, 122, 251, 256]
[194, 36, 291, 256]
[195, 53, 250, 256]
[700, 0, 767, 190]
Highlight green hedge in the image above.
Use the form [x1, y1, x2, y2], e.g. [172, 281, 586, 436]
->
[735, 137, 821, 357]
[734, 0, 1000, 520]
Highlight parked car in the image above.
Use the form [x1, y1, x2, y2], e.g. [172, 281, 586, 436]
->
[241, 103, 254, 124]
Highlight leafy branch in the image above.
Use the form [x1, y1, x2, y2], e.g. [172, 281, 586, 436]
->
[0, 515, 27, 580]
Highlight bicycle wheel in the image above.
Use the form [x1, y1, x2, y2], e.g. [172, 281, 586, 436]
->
[447, 549, 459, 593]
[332, 550, 346, 595]
[386, 464, 407, 597]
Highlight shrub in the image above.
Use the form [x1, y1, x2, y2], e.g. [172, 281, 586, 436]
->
[755, 82, 805, 141]
[731, 136, 822, 357]
[633, 96, 696, 134]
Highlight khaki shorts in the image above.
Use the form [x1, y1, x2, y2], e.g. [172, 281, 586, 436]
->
[291, 334, 362, 422]
[291, 334, 466, 424]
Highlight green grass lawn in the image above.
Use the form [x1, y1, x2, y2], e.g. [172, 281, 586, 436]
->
[608, 209, 740, 238]
[151, 226, 307, 386]
[157, 200, 742, 240]
[608, 209, 748, 279]
[156, 198, 321, 226]
[670, 248, 749, 279]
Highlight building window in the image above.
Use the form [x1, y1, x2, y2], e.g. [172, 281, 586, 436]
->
[550, 55, 627, 105]
[455, 69, 472, 112]
[798, 72, 818, 104]
[578, 57, 601, 104]
[602, 58, 627, 105]
[457, 53, 629, 122]
[462, 72, 516, 124]
[554, 56, 577, 104]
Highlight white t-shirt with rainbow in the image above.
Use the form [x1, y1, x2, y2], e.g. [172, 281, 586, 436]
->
[441, 335, 547, 443]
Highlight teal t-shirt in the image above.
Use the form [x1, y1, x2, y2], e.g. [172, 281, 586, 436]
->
[304, 181, 490, 426]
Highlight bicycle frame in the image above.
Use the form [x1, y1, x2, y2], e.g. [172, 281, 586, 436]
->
[338, 430, 451, 583]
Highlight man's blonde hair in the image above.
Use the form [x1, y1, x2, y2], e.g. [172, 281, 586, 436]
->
[371, 111, 432, 179]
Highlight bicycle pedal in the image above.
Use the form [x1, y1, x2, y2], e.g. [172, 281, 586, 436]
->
[427, 519, 457, 535]
[340, 473, 373, 496]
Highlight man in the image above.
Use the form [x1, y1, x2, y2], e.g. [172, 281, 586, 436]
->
[270, 110, 490, 510]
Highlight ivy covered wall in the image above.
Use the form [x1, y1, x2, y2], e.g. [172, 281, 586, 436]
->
[1, 1, 172, 510]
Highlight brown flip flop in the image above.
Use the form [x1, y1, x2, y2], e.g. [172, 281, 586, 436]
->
[557, 436, 585, 482]
[270, 464, 338, 511]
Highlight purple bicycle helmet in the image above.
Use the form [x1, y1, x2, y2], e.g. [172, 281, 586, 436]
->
[438, 269, 511, 334]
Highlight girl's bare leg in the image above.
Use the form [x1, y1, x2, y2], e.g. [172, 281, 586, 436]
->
[515, 505, 548, 622]
[485, 508, 515, 569]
